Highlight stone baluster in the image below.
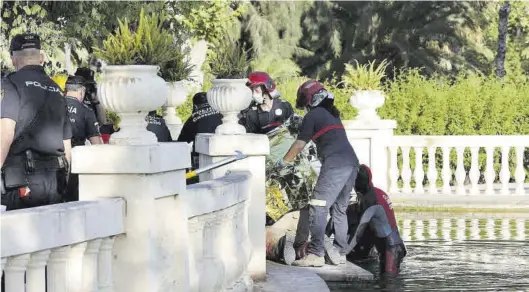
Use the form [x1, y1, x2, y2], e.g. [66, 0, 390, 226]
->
[486, 219, 496, 241]
[515, 146, 526, 195]
[27, 250, 51, 292]
[428, 219, 438, 240]
[402, 219, 411, 242]
[454, 147, 467, 195]
[82, 239, 102, 292]
[413, 147, 425, 194]
[388, 146, 399, 193]
[415, 220, 425, 241]
[401, 147, 412, 193]
[456, 219, 466, 241]
[499, 146, 511, 195]
[69, 242, 87, 291]
[5, 254, 30, 292]
[427, 146, 438, 194]
[470, 218, 480, 240]
[202, 220, 225, 291]
[515, 219, 526, 241]
[484, 146, 496, 195]
[47, 246, 70, 292]
[98, 237, 115, 292]
[469, 147, 480, 195]
[500, 219, 510, 240]
[2, 258, 7, 276]
[441, 219, 451, 242]
[441, 147, 452, 194]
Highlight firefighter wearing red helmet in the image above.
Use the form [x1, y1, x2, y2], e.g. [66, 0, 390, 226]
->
[279, 79, 360, 267]
[240, 71, 294, 134]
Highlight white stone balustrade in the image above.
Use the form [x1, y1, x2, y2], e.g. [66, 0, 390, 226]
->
[184, 171, 253, 291]
[1, 199, 124, 292]
[196, 133, 270, 280]
[397, 218, 528, 242]
[386, 136, 529, 195]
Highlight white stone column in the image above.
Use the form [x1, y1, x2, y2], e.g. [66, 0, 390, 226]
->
[47, 246, 70, 292]
[5, 254, 30, 292]
[27, 250, 51, 292]
[164, 81, 189, 139]
[343, 119, 397, 193]
[72, 142, 192, 292]
[195, 133, 269, 280]
[82, 239, 102, 292]
[98, 237, 115, 292]
[68, 242, 87, 291]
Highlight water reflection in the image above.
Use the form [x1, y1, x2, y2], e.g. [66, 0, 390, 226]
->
[330, 215, 529, 291]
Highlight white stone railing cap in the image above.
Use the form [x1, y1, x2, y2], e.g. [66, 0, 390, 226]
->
[184, 170, 251, 218]
[1, 199, 125, 257]
[195, 133, 270, 156]
[72, 142, 191, 174]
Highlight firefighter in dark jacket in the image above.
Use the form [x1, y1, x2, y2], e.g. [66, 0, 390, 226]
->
[1, 33, 71, 210]
[146, 111, 172, 142]
[240, 72, 294, 134]
[177, 92, 223, 169]
[64, 75, 103, 202]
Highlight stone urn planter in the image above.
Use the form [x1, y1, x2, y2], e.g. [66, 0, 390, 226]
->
[163, 81, 189, 139]
[349, 90, 385, 121]
[207, 79, 252, 134]
[98, 65, 169, 145]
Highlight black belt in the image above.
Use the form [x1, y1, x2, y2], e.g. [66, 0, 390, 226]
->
[4, 154, 64, 170]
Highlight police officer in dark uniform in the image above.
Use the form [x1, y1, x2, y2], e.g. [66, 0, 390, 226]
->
[64, 75, 103, 147]
[1, 33, 72, 210]
[146, 111, 172, 142]
[74, 67, 108, 125]
[240, 71, 294, 134]
[177, 92, 223, 169]
[63, 75, 102, 202]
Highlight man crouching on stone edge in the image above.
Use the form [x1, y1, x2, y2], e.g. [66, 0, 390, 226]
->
[339, 164, 407, 276]
[266, 164, 407, 275]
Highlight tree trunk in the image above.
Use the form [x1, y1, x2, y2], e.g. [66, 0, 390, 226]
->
[495, 2, 510, 78]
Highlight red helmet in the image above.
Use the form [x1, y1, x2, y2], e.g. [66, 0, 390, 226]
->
[247, 71, 280, 98]
[296, 80, 325, 109]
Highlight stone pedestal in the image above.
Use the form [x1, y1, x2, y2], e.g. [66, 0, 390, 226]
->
[343, 119, 396, 193]
[195, 133, 269, 280]
[72, 142, 191, 292]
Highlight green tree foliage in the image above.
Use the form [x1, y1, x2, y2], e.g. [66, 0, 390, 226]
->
[172, 0, 246, 43]
[298, 1, 495, 79]
[0, 2, 74, 73]
[237, 1, 313, 81]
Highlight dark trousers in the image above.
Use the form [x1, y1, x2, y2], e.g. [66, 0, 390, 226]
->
[65, 173, 79, 202]
[1, 170, 63, 211]
[306, 164, 358, 257]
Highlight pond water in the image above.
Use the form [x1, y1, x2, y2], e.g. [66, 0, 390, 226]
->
[329, 213, 529, 292]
